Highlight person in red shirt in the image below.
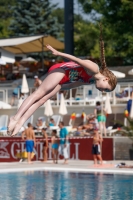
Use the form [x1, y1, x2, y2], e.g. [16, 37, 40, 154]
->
[8, 26, 117, 136]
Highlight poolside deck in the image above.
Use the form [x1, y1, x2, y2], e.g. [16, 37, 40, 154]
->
[0, 160, 133, 174]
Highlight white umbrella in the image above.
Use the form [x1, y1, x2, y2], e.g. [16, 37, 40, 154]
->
[104, 93, 112, 114]
[59, 93, 67, 115]
[20, 57, 37, 63]
[128, 69, 133, 75]
[111, 70, 125, 78]
[44, 99, 53, 116]
[0, 101, 11, 109]
[21, 74, 29, 93]
[0, 58, 6, 65]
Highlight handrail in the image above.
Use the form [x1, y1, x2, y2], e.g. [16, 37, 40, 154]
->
[0, 82, 133, 106]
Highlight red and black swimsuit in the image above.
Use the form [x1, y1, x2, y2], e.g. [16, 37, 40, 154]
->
[48, 61, 93, 85]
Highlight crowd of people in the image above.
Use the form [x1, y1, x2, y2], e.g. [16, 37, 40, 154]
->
[21, 121, 69, 164]
[21, 111, 103, 166]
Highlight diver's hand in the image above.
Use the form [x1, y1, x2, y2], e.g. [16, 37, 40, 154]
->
[46, 44, 59, 56]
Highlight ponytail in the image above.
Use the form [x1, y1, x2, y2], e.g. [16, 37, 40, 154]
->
[99, 23, 107, 71]
[99, 23, 117, 91]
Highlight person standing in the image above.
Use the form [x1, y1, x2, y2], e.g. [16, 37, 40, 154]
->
[22, 123, 36, 164]
[34, 75, 42, 90]
[58, 122, 69, 164]
[51, 130, 59, 164]
[92, 126, 103, 166]
[94, 101, 107, 136]
[42, 128, 48, 162]
[126, 92, 133, 116]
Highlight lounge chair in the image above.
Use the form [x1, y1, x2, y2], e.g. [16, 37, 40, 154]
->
[0, 115, 8, 136]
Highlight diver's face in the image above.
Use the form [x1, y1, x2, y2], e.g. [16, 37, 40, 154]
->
[95, 78, 112, 92]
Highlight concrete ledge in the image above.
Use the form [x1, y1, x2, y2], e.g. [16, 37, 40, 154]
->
[0, 160, 133, 174]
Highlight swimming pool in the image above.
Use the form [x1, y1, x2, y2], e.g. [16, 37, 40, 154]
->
[0, 171, 133, 200]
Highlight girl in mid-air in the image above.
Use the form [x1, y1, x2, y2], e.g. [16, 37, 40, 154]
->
[8, 25, 117, 136]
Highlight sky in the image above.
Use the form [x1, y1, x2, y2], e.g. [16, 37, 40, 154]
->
[51, 0, 90, 20]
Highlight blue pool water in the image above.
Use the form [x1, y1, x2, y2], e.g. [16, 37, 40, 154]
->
[0, 171, 133, 200]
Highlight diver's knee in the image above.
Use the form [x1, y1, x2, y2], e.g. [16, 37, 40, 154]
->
[38, 97, 47, 106]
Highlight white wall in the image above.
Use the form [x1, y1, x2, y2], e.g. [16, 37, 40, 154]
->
[0, 48, 26, 63]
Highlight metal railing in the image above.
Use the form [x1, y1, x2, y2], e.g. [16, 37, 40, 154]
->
[0, 82, 133, 106]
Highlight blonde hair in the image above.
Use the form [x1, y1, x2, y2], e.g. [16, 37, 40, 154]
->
[99, 23, 117, 91]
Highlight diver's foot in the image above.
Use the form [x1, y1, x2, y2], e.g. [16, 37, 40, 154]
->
[7, 116, 18, 133]
[11, 123, 22, 136]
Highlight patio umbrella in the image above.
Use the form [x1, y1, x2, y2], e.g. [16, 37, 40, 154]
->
[44, 99, 53, 117]
[59, 93, 67, 115]
[21, 74, 29, 93]
[128, 69, 133, 75]
[20, 57, 38, 63]
[0, 101, 11, 109]
[111, 70, 125, 78]
[104, 93, 112, 114]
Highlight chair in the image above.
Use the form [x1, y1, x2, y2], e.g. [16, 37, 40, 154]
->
[0, 115, 8, 136]
[106, 126, 118, 136]
[51, 115, 62, 126]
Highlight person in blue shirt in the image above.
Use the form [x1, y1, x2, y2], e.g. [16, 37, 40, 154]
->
[58, 121, 69, 164]
[10, 84, 22, 106]
[49, 118, 55, 127]
[126, 92, 133, 115]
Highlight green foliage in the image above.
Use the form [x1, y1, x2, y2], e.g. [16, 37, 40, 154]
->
[78, 0, 133, 57]
[0, 0, 16, 38]
[118, 117, 133, 141]
[74, 22, 99, 56]
[9, 0, 62, 37]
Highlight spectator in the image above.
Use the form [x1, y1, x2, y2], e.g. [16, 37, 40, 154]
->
[18, 93, 25, 108]
[126, 92, 133, 115]
[22, 123, 36, 164]
[116, 87, 133, 98]
[34, 75, 42, 90]
[10, 84, 21, 106]
[58, 121, 69, 164]
[94, 101, 107, 136]
[35, 118, 43, 131]
[42, 128, 48, 162]
[91, 125, 103, 165]
[49, 118, 56, 127]
[51, 130, 59, 164]
[77, 114, 98, 136]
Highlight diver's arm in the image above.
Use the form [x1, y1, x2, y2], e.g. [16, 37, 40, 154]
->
[46, 45, 98, 74]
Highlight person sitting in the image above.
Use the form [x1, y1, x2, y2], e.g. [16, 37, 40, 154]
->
[116, 87, 133, 98]
[35, 118, 43, 131]
[49, 118, 56, 127]
[34, 75, 42, 90]
[77, 114, 98, 136]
